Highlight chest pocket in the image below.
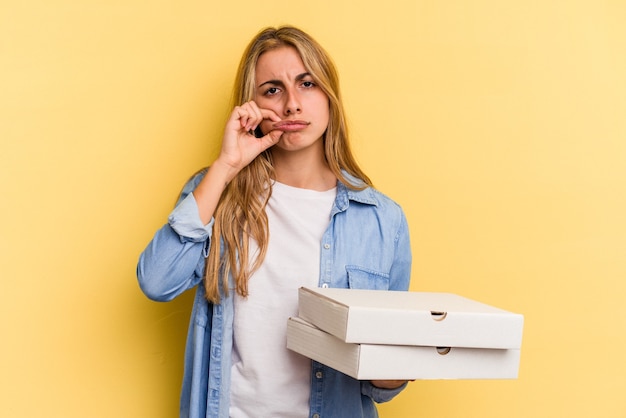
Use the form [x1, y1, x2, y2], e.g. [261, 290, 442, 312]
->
[346, 265, 390, 290]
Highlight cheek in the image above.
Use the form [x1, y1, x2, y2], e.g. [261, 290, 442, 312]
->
[318, 95, 330, 120]
[254, 92, 272, 106]
[320, 101, 330, 126]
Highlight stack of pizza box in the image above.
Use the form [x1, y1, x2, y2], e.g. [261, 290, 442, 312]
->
[287, 287, 524, 380]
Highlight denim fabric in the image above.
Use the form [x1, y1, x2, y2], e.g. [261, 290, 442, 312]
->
[137, 169, 412, 418]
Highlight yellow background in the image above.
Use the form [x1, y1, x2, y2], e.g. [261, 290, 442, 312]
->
[1, 1, 625, 417]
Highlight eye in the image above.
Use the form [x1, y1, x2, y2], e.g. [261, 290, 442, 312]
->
[301, 80, 316, 88]
[264, 87, 281, 96]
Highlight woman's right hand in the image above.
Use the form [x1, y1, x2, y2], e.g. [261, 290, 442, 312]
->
[216, 101, 283, 181]
[191, 102, 282, 225]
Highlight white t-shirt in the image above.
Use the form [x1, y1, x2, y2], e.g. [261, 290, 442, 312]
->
[229, 181, 337, 418]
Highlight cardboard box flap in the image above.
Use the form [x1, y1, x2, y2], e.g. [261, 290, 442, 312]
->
[287, 317, 521, 380]
[298, 287, 524, 349]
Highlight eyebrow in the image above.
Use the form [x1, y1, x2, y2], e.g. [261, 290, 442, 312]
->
[258, 72, 312, 89]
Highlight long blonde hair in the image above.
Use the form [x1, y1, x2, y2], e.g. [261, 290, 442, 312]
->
[204, 25, 372, 303]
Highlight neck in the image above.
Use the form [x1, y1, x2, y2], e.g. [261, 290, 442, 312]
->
[271, 148, 336, 191]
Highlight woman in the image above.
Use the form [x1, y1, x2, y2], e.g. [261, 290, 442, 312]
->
[137, 25, 412, 418]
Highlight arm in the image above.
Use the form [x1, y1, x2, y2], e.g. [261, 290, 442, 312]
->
[363, 208, 413, 400]
[137, 102, 283, 301]
[136, 173, 212, 301]
[387, 209, 412, 292]
[361, 381, 409, 403]
[193, 102, 282, 224]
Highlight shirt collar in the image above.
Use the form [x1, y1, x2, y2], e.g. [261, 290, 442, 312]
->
[333, 171, 378, 214]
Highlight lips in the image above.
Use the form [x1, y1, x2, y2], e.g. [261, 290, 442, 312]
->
[272, 120, 311, 131]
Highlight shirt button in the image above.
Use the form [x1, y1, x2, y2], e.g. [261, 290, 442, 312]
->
[323, 243, 330, 249]
[316, 371, 323, 379]
[313, 414, 320, 418]
[321, 283, 329, 288]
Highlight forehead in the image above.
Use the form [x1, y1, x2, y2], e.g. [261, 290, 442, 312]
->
[255, 46, 307, 81]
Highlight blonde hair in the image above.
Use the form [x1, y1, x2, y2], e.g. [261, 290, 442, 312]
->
[204, 25, 372, 303]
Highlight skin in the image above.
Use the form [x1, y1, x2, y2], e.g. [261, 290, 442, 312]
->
[254, 46, 336, 190]
[192, 46, 408, 390]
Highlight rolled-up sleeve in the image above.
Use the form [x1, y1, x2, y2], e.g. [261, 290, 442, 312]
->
[137, 170, 212, 302]
[169, 192, 214, 243]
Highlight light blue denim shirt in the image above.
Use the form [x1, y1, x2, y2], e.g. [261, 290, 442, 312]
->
[137, 169, 412, 418]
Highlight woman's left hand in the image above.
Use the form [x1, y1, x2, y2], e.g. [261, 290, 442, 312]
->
[370, 380, 412, 389]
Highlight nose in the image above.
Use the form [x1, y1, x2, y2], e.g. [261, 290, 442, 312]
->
[284, 90, 301, 115]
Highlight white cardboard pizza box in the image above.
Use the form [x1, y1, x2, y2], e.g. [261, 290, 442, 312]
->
[286, 317, 521, 380]
[297, 287, 523, 349]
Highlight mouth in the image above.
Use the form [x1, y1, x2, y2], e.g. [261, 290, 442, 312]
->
[272, 120, 311, 132]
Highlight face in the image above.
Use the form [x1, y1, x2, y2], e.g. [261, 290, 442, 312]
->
[254, 46, 330, 153]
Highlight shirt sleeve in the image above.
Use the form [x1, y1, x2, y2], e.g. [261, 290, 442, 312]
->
[361, 380, 408, 404]
[361, 205, 412, 402]
[168, 191, 214, 243]
[388, 209, 412, 291]
[137, 170, 213, 302]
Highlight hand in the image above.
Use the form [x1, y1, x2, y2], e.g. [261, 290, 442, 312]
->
[191, 102, 282, 225]
[216, 101, 282, 181]
[370, 380, 412, 389]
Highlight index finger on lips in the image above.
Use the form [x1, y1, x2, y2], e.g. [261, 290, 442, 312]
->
[259, 108, 282, 123]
